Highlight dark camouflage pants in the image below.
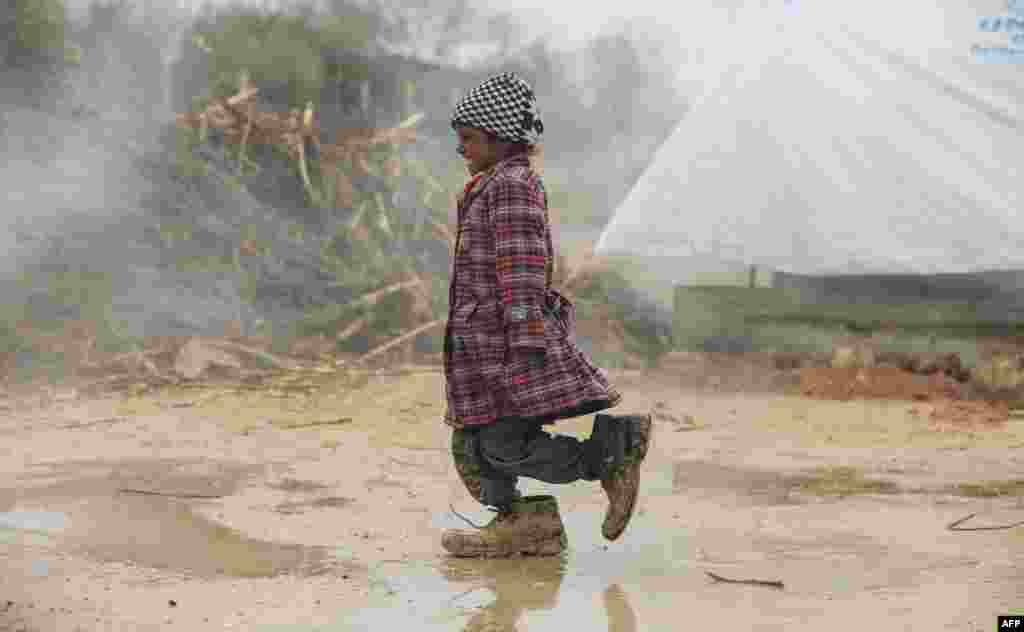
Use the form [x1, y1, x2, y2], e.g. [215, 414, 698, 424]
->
[452, 419, 600, 508]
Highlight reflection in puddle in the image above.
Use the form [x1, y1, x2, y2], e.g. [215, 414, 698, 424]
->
[603, 585, 638, 632]
[440, 556, 566, 630]
[342, 556, 641, 632]
[339, 556, 646, 632]
[340, 511, 670, 631]
[437, 559, 636, 631]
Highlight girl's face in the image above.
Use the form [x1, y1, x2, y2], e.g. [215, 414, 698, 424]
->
[455, 126, 503, 176]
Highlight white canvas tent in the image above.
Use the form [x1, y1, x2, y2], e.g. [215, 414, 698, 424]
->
[595, 0, 1024, 277]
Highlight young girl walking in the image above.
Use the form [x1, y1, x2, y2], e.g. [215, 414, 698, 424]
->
[441, 72, 653, 557]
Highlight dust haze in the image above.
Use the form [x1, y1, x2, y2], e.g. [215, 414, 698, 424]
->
[1, 0, 685, 364]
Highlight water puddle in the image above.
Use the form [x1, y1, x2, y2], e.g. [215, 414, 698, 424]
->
[332, 508, 699, 631]
[323, 495, 995, 632]
[3, 457, 1016, 630]
[0, 510, 67, 532]
[1, 459, 353, 579]
[341, 557, 641, 631]
[0, 510, 67, 547]
[64, 494, 344, 578]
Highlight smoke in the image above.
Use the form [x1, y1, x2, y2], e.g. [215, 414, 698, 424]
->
[1, 0, 688, 354]
[2, 2, 183, 268]
[2, 1, 235, 350]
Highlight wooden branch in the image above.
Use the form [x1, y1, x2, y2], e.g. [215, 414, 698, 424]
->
[336, 319, 444, 367]
[117, 488, 226, 499]
[238, 101, 254, 174]
[354, 152, 376, 177]
[336, 278, 423, 307]
[226, 86, 259, 108]
[360, 279, 421, 306]
[336, 316, 368, 343]
[347, 199, 368, 232]
[946, 512, 1024, 531]
[427, 217, 455, 250]
[398, 112, 425, 129]
[705, 571, 784, 589]
[295, 135, 315, 203]
[62, 417, 126, 430]
[278, 417, 352, 429]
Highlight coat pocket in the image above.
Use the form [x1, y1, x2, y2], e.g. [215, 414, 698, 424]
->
[545, 289, 575, 338]
[452, 300, 478, 324]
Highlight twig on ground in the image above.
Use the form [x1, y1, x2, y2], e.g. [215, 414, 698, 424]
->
[277, 418, 352, 429]
[705, 571, 784, 589]
[62, 417, 126, 430]
[946, 512, 1024, 531]
[117, 488, 226, 499]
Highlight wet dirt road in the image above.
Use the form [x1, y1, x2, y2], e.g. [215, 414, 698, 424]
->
[1, 366, 1022, 631]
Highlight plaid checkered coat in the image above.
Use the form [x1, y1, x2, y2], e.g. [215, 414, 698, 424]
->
[443, 154, 622, 428]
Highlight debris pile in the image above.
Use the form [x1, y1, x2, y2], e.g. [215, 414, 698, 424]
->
[174, 73, 436, 217]
[798, 366, 963, 401]
[909, 399, 1010, 430]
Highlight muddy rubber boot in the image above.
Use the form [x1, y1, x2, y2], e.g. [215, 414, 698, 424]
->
[591, 414, 653, 541]
[441, 495, 568, 558]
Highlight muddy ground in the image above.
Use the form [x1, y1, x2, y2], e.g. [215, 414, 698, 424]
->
[1, 357, 1022, 631]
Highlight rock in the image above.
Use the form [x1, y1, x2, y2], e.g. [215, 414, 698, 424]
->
[831, 345, 876, 369]
[173, 339, 242, 379]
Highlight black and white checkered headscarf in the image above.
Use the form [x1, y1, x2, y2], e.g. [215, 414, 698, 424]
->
[451, 72, 544, 145]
